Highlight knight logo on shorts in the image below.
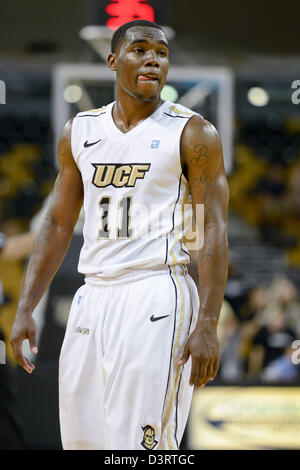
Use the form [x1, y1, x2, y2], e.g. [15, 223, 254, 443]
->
[140, 425, 158, 450]
[91, 163, 151, 188]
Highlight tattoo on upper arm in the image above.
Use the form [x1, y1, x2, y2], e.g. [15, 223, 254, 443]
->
[189, 142, 224, 264]
[191, 170, 217, 189]
[191, 163, 222, 190]
[190, 142, 222, 190]
[191, 144, 209, 167]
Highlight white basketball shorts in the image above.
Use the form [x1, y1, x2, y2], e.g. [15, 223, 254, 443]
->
[58, 265, 199, 450]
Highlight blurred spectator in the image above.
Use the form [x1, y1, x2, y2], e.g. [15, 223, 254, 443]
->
[248, 302, 297, 381]
[0, 232, 35, 262]
[224, 258, 249, 321]
[217, 300, 244, 382]
[231, 286, 270, 377]
[268, 276, 300, 336]
[260, 345, 299, 383]
[238, 285, 270, 323]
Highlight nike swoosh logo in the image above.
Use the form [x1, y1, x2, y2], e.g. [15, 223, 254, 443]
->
[150, 315, 170, 322]
[84, 139, 102, 148]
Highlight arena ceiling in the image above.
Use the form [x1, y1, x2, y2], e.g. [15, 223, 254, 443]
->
[0, 0, 299, 60]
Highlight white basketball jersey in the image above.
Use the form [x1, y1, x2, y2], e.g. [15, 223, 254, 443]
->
[71, 100, 197, 278]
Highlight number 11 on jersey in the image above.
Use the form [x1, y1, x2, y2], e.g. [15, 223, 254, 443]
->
[98, 195, 133, 240]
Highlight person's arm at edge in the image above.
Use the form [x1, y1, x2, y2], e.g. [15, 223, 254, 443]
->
[10, 118, 83, 374]
[178, 115, 229, 389]
[0, 232, 36, 262]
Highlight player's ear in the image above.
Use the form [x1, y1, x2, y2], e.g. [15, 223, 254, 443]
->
[107, 53, 118, 72]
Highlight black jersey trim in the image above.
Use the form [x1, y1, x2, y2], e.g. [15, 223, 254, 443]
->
[77, 112, 106, 118]
[164, 237, 169, 264]
[172, 172, 183, 233]
[164, 173, 182, 265]
[164, 112, 190, 119]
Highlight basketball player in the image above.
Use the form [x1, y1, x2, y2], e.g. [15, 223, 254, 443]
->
[10, 20, 229, 450]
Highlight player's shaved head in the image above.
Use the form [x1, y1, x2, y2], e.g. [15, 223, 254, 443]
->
[111, 19, 166, 53]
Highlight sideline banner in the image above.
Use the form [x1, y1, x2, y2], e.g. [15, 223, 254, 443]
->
[188, 386, 300, 450]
